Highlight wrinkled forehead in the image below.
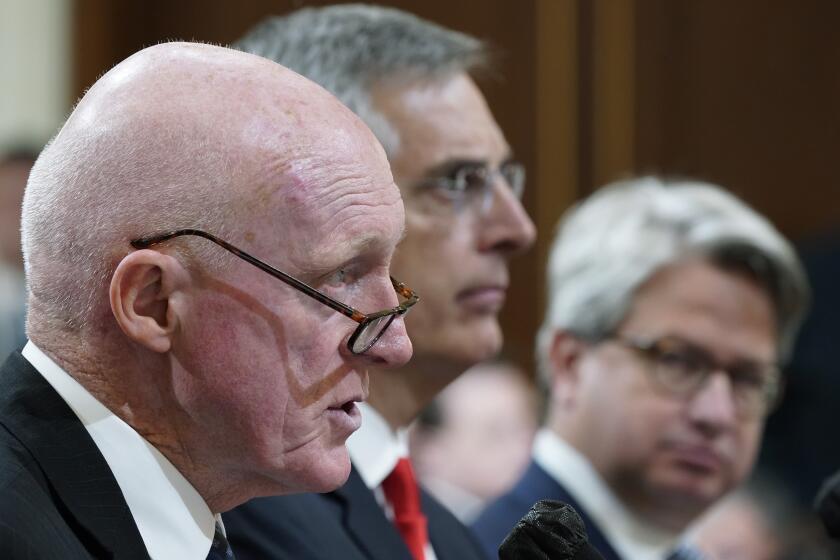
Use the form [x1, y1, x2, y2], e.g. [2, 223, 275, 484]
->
[239, 117, 403, 271]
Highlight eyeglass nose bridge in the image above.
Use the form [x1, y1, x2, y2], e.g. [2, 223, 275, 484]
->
[348, 307, 412, 355]
[478, 166, 526, 215]
[679, 367, 776, 419]
[347, 278, 419, 354]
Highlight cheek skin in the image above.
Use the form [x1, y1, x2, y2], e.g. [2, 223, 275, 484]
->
[172, 279, 356, 493]
[636, 406, 763, 509]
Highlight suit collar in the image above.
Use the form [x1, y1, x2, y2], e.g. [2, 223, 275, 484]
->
[0, 351, 148, 559]
[513, 460, 622, 560]
[22, 342, 217, 558]
[532, 430, 678, 559]
[347, 402, 410, 489]
[330, 466, 414, 560]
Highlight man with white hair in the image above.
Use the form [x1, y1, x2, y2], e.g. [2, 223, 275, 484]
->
[472, 177, 809, 560]
[224, 5, 535, 560]
[0, 41, 414, 558]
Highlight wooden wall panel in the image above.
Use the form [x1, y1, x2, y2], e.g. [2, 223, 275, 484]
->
[534, 0, 581, 330]
[634, 0, 840, 241]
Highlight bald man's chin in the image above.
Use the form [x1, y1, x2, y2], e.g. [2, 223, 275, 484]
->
[297, 448, 353, 494]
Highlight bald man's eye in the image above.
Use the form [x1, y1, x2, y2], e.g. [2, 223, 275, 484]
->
[324, 267, 357, 290]
[327, 268, 348, 286]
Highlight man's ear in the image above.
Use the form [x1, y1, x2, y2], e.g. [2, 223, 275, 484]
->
[110, 250, 189, 353]
[548, 330, 588, 408]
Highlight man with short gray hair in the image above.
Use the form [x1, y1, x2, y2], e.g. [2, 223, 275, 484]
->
[472, 177, 809, 560]
[225, 5, 535, 560]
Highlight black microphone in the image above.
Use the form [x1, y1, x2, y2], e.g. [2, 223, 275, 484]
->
[498, 499, 605, 560]
[815, 469, 840, 539]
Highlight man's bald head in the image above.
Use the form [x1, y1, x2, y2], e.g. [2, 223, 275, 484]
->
[22, 42, 383, 339]
[14, 42, 411, 508]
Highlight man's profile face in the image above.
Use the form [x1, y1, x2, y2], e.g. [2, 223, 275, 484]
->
[372, 73, 536, 369]
[168, 120, 411, 495]
[566, 258, 776, 527]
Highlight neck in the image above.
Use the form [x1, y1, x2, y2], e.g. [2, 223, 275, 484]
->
[546, 416, 698, 534]
[367, 354, 466, 431]
[30, 329, 278, 514]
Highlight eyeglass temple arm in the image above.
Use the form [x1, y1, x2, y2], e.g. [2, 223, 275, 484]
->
[130, 229, 362, 321]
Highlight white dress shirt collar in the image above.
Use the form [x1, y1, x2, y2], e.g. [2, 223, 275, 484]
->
[533, 428, 678, 560]
[346, 403, 439, 560]
[347, 401, 410, 489]
[23, 341, 218, 560]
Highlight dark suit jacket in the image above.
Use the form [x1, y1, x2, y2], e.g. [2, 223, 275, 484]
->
[0, 350, 149, 559]
[471, 460, 621, 560]
[224, 465, 490, 560]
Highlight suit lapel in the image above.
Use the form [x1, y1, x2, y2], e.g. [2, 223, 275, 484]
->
[330, 466, 413, 560]
[0, 351, 148, 559]
[422, 489, 483, 560]
[517, 461, 622, 560]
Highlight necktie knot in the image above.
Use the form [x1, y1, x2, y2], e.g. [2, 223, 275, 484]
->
[382, 458, 428, 560]
[206, 521, 236, 560]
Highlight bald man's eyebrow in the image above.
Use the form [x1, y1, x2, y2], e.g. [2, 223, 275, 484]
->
[346, 228, 405, 253]
[308, 228, 405, 274]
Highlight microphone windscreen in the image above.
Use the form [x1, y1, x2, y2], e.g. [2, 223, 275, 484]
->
[815, 469, 840, 539]
[498, 499, 605, 560]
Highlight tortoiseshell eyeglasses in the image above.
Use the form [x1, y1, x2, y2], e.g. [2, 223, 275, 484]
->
[130, 229, 419, 354]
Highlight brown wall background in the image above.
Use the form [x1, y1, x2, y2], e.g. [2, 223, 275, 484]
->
[71, 0, 840, 372]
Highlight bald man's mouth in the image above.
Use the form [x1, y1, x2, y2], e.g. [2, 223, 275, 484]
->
[327, 398, 363, 435]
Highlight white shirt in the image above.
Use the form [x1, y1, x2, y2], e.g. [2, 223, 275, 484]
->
[533, 428, 678, 560]
[23, 341, 219, 560]
[347, 402, 438, 560]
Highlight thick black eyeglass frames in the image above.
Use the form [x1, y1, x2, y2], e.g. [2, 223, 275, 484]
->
[130, 229, 419, 354]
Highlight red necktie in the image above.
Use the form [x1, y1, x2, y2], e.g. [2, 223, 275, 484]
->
[381, 458, 428, 560]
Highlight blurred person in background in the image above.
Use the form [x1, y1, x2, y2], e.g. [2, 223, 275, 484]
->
[0, 148, 36, 356]
[690, 472, 838, 560]
[224, 5, 535, 560]
[410, 360, 538, 523]
[472, 177, 810, 560]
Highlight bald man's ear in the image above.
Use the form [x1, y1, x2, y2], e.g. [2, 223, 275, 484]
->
[548, 331, 588, 409]
[110, 250, 189, 353]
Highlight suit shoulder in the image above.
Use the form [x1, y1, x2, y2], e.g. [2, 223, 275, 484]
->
[470, 468, 557, 560]
[0, 421, 47, 498]
[421, 490, 491, 560]
[472, 473, 544, 534]
[225, 493, 346, 560]
[0, 427, 87, 557]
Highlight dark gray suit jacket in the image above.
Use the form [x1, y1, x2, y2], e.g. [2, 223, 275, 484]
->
[224, 465, 490, 560]
[0, 350, 149, 559]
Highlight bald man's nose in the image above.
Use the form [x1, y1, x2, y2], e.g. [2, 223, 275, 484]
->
[364, 316, 413, 368]
[479, 181, 536, 256]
